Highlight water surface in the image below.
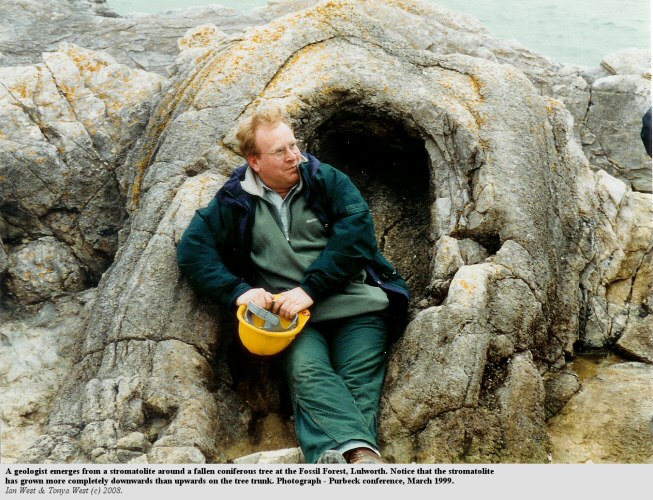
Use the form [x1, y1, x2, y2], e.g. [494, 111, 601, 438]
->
[105, 0, 651, 66]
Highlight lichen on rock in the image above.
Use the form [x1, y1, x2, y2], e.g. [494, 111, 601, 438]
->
[0, 0, 651, 465]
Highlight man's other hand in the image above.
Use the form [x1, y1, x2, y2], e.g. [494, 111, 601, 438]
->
[272, 287, 314, 319]
[236, 288, 274, 309]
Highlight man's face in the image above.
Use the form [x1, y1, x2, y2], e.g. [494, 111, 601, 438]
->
[248, 121, 302, 196]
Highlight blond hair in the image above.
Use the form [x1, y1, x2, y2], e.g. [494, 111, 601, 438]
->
[236, 104, 290, 157]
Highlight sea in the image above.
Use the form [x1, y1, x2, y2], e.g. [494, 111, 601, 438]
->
[105, 0, 651, 67]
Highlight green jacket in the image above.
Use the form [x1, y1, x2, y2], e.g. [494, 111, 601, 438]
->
[177, 153, 409, 336]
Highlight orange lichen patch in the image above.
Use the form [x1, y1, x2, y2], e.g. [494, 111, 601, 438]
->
[198, 34, 278, 91]
[179, 25, 222, 51]
[468, 74, 485, 102]
[64, 45, 110, 75]
[544, 97, 564, 115]
[198, 1, 355, 92]
[59, 82, 79, 102]
[301, 0, 355, 22]
[431, 70, 486, 131]
[458, 279, 478, 293]
[3, 76, 39, 105]
[9, 82, 30, 99]
[264, 42, 332, 92]
[249, 22, 289, 46]
[229, 0, 353, 67]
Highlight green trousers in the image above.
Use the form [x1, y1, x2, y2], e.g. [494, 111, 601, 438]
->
[282, 312, 388, 463]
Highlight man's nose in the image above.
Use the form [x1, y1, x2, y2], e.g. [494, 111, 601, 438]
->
[284, 146, 298, 160]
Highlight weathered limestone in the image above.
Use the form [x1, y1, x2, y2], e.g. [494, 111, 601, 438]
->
[5, 237, 87, 304]
[0, 0, 270, 76]
[0, 291, 94, 463]
[582, 74, 652, 192]
[601, 48, 652, 78]
[0, 42, 162, 280]
[548, 359, 653, 463]
[0, 0, 651, 465]
[577, 171, 653, 361]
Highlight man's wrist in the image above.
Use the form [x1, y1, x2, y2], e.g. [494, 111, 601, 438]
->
[230, 283, 253, 309]
[299, 283, 316, 300]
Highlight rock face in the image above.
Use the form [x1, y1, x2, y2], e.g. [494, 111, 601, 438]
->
[0, 41, 162, 282]
[5, 237, 87, 304]
[0, 0, 270, 76]
[548, 357, 653, 463]
[0, 290, 95, 463]
[1, 0, 651, 464]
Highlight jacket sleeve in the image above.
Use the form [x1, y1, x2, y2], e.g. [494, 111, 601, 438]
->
[300, 165, 380, 299]
[177, 198, 252, 309]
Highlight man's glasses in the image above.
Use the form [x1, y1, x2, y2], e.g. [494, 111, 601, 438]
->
[260, 141, 302, 159]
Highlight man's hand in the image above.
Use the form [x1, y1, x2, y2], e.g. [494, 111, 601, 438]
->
[272, 287, 314, 320]
[236, 288, 274, 309]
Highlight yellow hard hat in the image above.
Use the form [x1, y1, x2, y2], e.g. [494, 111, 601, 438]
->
[237, 297, 310, 356]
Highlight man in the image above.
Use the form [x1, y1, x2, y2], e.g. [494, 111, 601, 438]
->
[177, 105, 409, 464]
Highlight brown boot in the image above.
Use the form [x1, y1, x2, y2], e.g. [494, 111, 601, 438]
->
[344, 448, 386, 464]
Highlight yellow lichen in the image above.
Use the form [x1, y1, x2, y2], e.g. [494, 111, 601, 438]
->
[10, 82, 30, 99]
[544, 97, 564, 116]
[458, 279, 478, 292]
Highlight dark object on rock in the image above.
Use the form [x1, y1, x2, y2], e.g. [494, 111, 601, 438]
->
[641, 106, 652, 157]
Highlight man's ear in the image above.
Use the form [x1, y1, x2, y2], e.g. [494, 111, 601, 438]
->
[247, 154, 260, 172]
